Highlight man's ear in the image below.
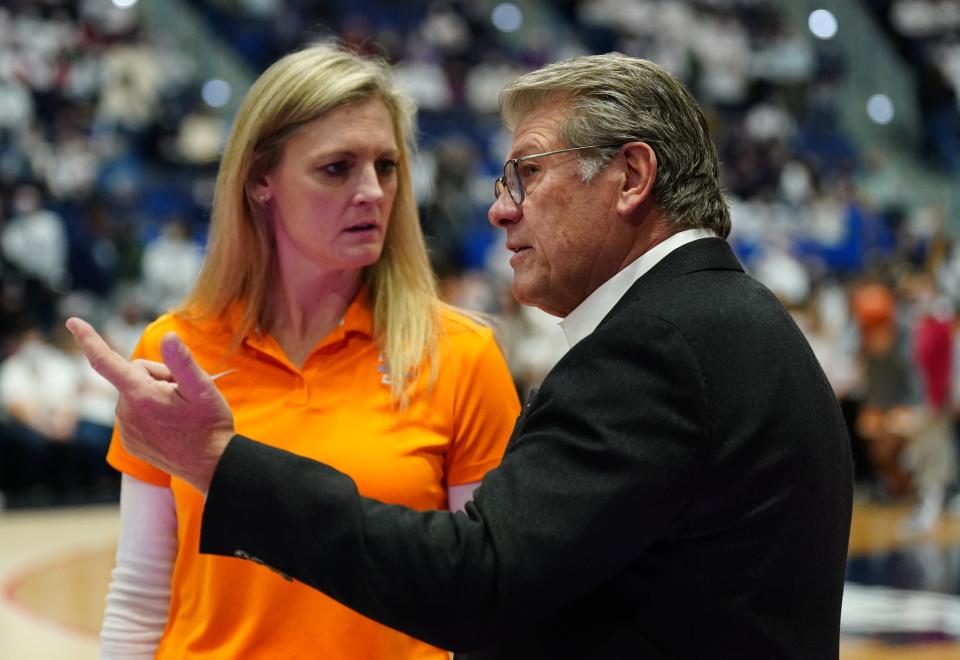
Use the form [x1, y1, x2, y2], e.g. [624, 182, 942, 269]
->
[616, 141, 657, 216]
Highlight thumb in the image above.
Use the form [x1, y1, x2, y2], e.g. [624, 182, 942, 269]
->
[160, 332, 212, 402]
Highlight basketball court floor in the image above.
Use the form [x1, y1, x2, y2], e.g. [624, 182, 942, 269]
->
[1, 501, 959, 658]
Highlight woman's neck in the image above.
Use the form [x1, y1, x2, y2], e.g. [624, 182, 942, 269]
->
[263, 258, 363, 369]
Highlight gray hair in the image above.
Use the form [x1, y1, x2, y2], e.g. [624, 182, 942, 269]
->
[500, 52, 731, 238]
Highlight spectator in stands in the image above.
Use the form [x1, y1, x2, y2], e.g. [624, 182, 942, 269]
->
[73, 344, 119, 496]
[139, 218, 203, 316]
[853, 280, 918, 499]
[1, 184, 68, 292]
[901, 271, 955, 533]
[0, 325, 82, 502]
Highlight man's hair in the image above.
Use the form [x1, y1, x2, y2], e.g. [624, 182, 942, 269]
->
[500, 52, 731, 238]
[178, 42, 440, 407]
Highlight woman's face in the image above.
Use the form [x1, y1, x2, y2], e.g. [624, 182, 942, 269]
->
[254, 97, 399, 276]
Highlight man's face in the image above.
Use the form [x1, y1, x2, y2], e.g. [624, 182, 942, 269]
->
[488, 99, 624, 317]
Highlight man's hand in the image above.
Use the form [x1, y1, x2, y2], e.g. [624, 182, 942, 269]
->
[66, 317, 235, 495]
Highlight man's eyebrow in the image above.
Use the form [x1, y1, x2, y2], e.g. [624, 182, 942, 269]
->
[508, 142, 545, 159]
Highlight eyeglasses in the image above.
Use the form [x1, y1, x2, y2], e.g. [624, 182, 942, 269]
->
[494, 144, 621, 206]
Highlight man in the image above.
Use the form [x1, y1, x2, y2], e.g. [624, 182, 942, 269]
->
[70, 53, 853, 659]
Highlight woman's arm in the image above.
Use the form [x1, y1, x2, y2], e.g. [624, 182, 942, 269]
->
[100, 474, 178, 659]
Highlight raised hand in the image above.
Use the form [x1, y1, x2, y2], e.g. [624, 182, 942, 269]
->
[66, 317, 235, 494]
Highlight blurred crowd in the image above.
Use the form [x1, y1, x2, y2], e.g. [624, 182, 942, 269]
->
[867, 0, 960, 173]
[1, 0, 960, 527]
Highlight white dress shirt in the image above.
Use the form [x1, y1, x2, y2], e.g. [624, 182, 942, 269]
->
[559, 228, 717, 348]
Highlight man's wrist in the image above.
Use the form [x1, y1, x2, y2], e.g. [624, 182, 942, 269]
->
[191, 430, 235, 495]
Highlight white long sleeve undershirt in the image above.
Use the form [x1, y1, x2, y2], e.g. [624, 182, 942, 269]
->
[100, 474, 480, 657]
[100, 474, 177, 659]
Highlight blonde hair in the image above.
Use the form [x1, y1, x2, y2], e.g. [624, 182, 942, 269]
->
[178, 43, 441, 407]
[501, 53, 731, 238]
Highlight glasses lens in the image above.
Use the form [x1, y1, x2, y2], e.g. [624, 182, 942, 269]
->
[505, 161, 523, 205]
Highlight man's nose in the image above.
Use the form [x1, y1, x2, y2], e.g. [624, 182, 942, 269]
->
[488, 190, 521, 228]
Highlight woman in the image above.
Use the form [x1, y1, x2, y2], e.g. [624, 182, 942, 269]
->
[100, 43, 519, 659]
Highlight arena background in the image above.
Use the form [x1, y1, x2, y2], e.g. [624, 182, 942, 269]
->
[1, 0, 959, 657]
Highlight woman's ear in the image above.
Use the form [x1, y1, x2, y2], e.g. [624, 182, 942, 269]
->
[250, 179, 272, 204]
[616, 141, 657, 216]
[248, 165, 274, 205]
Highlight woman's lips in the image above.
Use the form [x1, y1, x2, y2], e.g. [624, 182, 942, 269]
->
[345, 223, 379, 233]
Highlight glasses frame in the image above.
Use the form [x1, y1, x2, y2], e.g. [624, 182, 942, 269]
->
[494, 144, 622, 206]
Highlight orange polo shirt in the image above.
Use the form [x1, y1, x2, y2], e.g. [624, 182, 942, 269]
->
[107, 296, 519, 659]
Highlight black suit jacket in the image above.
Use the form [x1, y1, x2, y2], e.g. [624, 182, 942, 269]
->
[200, 238, 853, 659]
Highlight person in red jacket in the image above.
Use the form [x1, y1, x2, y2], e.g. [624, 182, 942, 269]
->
[904, 271, 955, 534]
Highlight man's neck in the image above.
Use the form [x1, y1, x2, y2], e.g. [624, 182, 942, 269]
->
[559, 227, 717, 347]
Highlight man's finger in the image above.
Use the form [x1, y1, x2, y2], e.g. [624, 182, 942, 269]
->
[135, 359, 176, 382]
[160, 332, 214, 402]
[66, 317, 140, 392]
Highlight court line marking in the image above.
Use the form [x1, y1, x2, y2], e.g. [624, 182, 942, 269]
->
[1, 542, 115, 640]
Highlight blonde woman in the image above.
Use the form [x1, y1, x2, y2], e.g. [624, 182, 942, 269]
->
[99, 44, 519, 659]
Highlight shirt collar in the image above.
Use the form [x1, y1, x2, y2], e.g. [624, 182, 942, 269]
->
[559, 228, 717, 348]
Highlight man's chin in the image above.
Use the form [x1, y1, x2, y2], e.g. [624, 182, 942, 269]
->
[511, 280, 533, 307]
[511, 283, 564, 317]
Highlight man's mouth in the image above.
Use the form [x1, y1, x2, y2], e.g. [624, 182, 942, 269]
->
[508, 246, 531, 264]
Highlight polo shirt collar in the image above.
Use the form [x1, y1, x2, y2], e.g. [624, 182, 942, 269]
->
[559, 228, 717, 348]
